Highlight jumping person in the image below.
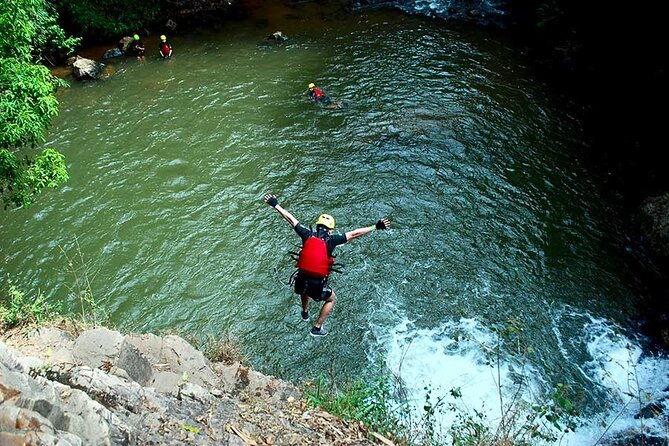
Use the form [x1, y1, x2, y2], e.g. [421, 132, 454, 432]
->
[159, 35, 173, 59]
[264, 193, 391, 337]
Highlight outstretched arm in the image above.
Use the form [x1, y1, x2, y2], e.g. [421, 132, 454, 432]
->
[264, 194, 299, 228]
[345, 219, 391, 241]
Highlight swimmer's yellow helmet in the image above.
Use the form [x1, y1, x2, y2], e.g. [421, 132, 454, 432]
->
[308, 83, 316, 89]
[315, 214, 335, 230]
[160, 35, 167, 41]
[133, 34, 140, 40]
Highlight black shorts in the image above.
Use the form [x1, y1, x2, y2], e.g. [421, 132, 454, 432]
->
[293, 274, 332, 301]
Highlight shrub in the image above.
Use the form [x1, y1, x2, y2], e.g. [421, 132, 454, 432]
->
[304, 373, 407, 440]
[0, 0, 75, 209]
[203, 334, 246, 365]
[0, 280, 55, 330]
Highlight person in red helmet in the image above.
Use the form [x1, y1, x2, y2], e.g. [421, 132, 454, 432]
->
[264, 193, 391, 337]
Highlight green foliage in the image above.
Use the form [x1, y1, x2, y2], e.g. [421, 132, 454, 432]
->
[0, 59, 62, 147]
[55, 0, 161, 36]
[443, 382, 581, 446]
[531, 383, 580, 436]
[419, 385, 446, 444]
[0, 0, 40, 60]
[304, 369, 581, 446]
[304, 374, 406, 439]
[0, 240, 102, 331]
[31, 2, 81, 62]
[0, 279, 55, 330]
[0, 0, 74, 209]
[1, 147, 69, 209]
[0, 0, 79, 62]
[446, 389, 497, 446]
[449, 404, 490, 446]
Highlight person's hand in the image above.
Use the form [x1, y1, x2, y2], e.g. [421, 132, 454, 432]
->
[375, 219, 390, 230]
[264, 194, 279, 208]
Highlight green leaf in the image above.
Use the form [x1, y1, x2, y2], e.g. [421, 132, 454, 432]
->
[557, 396, 572, 410]
[179, 424, 200, 434]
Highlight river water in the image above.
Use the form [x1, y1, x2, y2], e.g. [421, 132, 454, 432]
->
[2, 2, 668, 443]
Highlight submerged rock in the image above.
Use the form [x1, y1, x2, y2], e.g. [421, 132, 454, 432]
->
[103, 48, 123, 59]
[635, 401, 667, 420]
[639, 192, 669, 257]
[267, 31, 288, 42]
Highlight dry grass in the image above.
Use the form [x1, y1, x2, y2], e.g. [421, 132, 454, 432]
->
[1, 315, 99, 343]
[203, 334, 247, 365]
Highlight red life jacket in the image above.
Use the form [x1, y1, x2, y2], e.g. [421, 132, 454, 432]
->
[160, 42, 171, 57]
[296, 236, 333, 278]
[313, 87, 325, 100]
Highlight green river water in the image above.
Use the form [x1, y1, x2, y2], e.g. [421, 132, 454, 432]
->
[2, 2, 656, 434]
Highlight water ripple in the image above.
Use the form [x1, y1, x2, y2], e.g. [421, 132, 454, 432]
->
[0, 7, 638, 416]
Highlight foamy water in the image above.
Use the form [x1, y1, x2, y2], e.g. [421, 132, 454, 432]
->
[378, 316, 669, 444]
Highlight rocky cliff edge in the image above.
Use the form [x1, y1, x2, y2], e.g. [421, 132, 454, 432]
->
[0, 325, 376, 445]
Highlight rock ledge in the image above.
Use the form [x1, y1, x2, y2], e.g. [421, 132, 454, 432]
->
[0, 325, 374, 445]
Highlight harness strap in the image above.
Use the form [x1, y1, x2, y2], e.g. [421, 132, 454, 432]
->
[288, 269, 299, 286]
[288, 255, 344, 273]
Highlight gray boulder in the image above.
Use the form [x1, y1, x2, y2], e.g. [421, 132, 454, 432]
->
[119, 36, 134, 53]
[71, 56, 105, 80]
[72, 327, 124, 367]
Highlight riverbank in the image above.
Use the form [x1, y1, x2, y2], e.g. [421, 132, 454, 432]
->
[0, 322, 377, 445]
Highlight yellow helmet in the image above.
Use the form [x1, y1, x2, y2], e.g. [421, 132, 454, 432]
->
[133, 34, 140, 40]
[308, 83, 315, 89]
[160, 35, 167, 41]
[315, 214, 335, 230]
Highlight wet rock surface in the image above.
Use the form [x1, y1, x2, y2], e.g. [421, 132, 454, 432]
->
[640, 192, 669, 258]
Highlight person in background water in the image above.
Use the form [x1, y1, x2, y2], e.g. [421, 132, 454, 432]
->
[307, 82, 343, 109]
[128, 34, 146, 59]
[159, 35, 173, 59]
[307, 82, 329, 105]
[263, 193, 391, 337]
[265, 31, 288, 43]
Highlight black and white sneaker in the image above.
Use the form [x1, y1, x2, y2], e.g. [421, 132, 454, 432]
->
[301, 310, 309, 321]
[310, 326, 328, 337]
